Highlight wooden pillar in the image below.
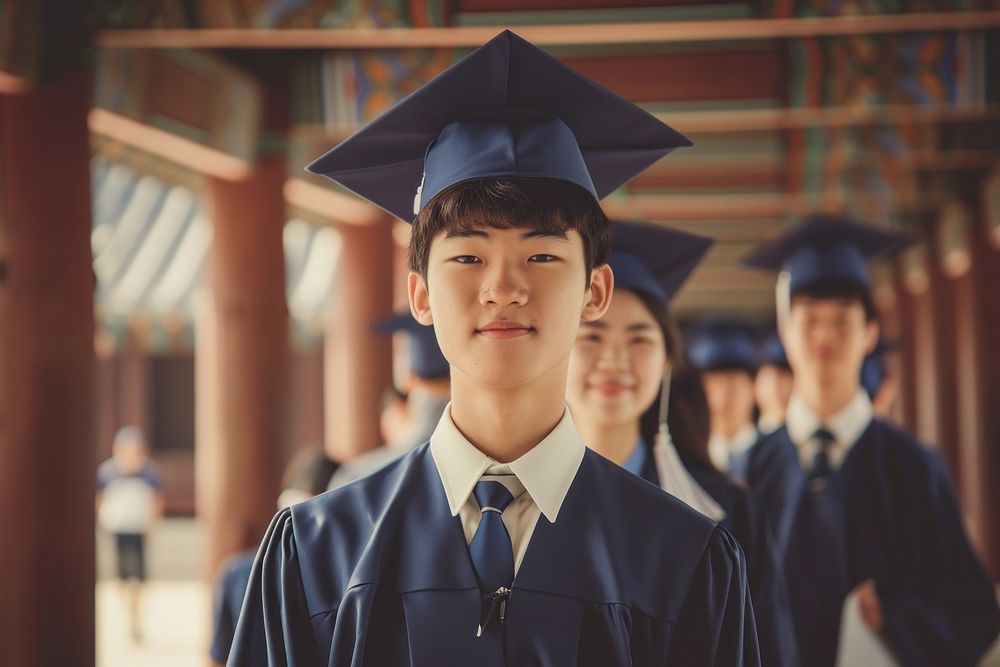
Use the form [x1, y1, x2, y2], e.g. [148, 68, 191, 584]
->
[324, 220, 395, 462]
[0, 71, 96, 666]
[952, 200, 1000, 578]
[892, 267, 919, 431]
[196, 156, 290, 578]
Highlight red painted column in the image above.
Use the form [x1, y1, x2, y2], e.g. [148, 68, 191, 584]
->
[952, 201, 1000, 578]
[0, 71, 97, 666]
[324, 220, 395, 462]
[197, 156, 290, 578]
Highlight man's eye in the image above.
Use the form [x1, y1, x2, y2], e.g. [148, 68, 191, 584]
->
[579, 334, 602, 343]
[452, 256, 481, 264]
[630, 337, 654, 346]
[529, 254, 558, 263]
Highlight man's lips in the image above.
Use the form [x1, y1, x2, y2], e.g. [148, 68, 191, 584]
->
[477, 321, 534, 339]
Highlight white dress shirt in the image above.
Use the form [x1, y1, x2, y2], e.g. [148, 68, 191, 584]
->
[429, 403, 586, 573]
[786, 390, 874, 471]
[708, 424, 759, 472]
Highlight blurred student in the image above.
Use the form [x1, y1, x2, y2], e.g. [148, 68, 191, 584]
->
[210, 449, 338, 665]
[755, 333, 793, 435]
[328, 312, 450, 489]
[688, 319, 761, 484]
[743, 214, 1000, 666]
[567, 220, 798, 666]
[96, 426, 164, 643]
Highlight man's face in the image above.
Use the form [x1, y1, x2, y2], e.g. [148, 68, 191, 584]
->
[409, 226, 610, 390]
[567, 289, 667, 428]
[781, 295, 878, 390]
[702, 370, 756, 438]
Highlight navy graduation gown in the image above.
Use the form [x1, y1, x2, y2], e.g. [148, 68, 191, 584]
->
[640, 451, 799, 667]
[764, 419, 1000, 667]
[211, 549, 256, 663]
[742, 433, 802, 554]
[229, 444, 761, 666]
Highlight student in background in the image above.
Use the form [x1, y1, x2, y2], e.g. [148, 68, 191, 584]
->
[96, 426, 164, 644]
[755, 332, 793, 435]
[210, 449, 338, 666]
[688, 319, 761, 483]
[567, 219, 798, 666]
[328, 311, 450, 489]
[743, 214, 1000, 666]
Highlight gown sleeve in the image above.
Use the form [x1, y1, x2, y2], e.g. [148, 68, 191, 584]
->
[879, 451, 1000, 666]
[668, 525, 762, 666]
[227, 508, 321, 667]
[730, 492, 800, 667]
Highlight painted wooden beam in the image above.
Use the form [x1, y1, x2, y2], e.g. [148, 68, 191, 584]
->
[96, 11, 1000, 49]
[89, 107, 254, 180]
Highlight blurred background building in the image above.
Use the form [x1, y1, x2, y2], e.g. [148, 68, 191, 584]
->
[1, 1, 998, 664]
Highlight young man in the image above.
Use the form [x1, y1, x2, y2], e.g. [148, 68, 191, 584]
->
[229, 31, 760, 665]
[688, 319, 761, 484]
[743, 214, 1000, 666]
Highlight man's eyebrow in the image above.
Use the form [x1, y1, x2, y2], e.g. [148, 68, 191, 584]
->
[443, 229, 491, 239]
[520, 229, 569, 241]
[627, 323, 655, 332]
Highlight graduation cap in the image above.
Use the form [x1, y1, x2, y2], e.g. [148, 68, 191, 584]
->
[687, 319, 759, 374]
[757, 332, 789, 370]
[306, 30, 690, 222]
[742, 214, 914, 293]
[609, 220, 714, 305]
[375, 312, 450, 380]
[860, 338, 900, 398]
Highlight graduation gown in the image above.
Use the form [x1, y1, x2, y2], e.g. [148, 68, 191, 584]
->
[761, 419, 1000, 667]
[743, 433, 803, 554]
[640, 451, 799, 667]
[211, 549, 256, 663]
[229, 444, 761, 666]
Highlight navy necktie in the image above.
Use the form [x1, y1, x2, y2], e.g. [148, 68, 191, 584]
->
[809, 426, 837, 490]
[469, 480, 517, 595]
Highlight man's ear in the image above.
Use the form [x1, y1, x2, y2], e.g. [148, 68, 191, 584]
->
[408, 271, 433, 325]
[581, 263, 614, 322]
[863, 318, 880, 355]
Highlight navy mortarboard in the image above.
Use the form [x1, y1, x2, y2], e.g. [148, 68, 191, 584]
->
[742, 213, 913, 296]
[687, 319, 759, 374]
[375, 311, 449, 380]
[608, 219, 713, 305]
[306, 30, 690, 222]
[757, 332, 788, 370]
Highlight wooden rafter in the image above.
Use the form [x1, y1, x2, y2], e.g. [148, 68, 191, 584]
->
[95, 11, 1000, 49]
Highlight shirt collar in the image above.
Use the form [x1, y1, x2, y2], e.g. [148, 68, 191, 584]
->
[429, 403, 586, 523]
[707, 424, 758, 470]
[786, 389, 873, 449]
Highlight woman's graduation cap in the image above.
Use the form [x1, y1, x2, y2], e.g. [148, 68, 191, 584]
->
[608, 220, 714, 305]
[375, 312, 450, 380]
[306, 30, 691, 222]
[742, 214, 914, 294]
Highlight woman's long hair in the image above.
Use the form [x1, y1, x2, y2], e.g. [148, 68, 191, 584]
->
[632, 290, 718, 473]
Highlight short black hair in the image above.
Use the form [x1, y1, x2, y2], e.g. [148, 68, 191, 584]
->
[791, 279, 878, 322]
[408, 178, 611, 282]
